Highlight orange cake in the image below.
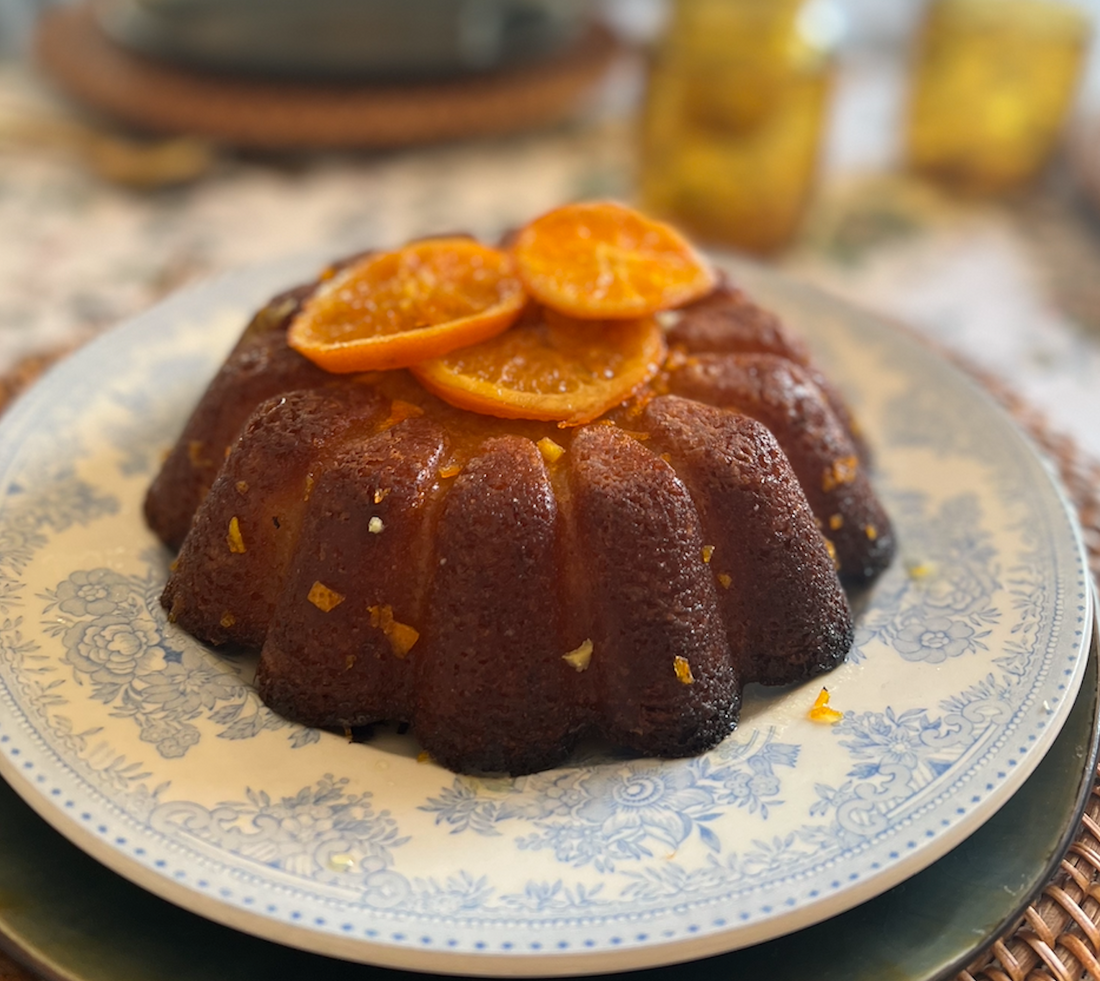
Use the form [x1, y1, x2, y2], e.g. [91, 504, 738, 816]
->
[145, 203, 894, 775]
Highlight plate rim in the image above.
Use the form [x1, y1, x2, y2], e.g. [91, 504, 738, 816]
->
[0, 605, 1095, 981]
[0, 254, 1092, 976]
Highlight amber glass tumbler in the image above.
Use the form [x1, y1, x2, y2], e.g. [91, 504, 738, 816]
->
[639, 0, 838, 254]
[907, 0, 1091, 194]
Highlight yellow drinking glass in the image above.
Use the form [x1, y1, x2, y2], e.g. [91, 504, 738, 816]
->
[639, 0, 839, 254]
[907, 0, 1091, 194]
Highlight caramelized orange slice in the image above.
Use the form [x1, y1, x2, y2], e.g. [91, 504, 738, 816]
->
[512, 201, 716, 319]
[411, 309, 667, 425]
[288, 238, 527, 373]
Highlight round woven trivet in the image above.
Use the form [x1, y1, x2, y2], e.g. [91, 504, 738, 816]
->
[33, 4, 618, 149]
[0, 341, 1096, 981]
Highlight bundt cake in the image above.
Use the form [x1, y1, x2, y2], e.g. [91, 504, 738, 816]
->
[145, 203, 895, 776]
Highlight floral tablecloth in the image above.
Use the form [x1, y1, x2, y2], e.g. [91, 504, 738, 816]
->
[4, 54, 1100, 458]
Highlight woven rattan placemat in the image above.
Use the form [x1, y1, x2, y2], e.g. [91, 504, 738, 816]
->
[0, 342, 1096, 981]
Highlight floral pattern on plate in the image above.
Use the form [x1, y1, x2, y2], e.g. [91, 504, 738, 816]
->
[0, 255, 1090, 975]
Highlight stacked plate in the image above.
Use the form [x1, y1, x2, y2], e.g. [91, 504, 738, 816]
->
[0, 256, 1093, 980]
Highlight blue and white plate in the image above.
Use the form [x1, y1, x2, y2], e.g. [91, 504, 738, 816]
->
[0, 255, 1091, 976]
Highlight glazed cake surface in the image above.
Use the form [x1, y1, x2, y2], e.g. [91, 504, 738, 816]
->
[145, 276, 895, 775]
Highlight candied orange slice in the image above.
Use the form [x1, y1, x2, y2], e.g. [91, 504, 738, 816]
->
[288, 238, 527, 373]
[411, 310, 666, 425]
[511, 201, 716, 319]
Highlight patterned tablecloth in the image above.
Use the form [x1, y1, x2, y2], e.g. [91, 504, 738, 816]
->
[4, 52, 1100, 458]
[2, 40, 1100, 981]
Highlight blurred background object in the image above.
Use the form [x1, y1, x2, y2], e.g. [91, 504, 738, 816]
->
[639, 0, 843, 254]
[0, 92, 214, 185]
[31, 0, 617, 149]
[907, 0, 1092, 194]
[95, 0, 590, 79]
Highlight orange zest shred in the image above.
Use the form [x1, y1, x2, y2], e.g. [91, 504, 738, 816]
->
[717, 572, 732, 589]
[411, 310, 667, 426]
[188, 440, 210, 467]
[808, 687, 844, 724]
[308, 581, 345, 612]
[537, 436, 565, 465]
[368, 604, 420, 658]
[701, 544, 715, 564]
[380, 399, 424, 430]
[512, 201, 716, 319]
[562, 639, 593, 672]
[673, 655, 694, 685]
[287, 238, 527, 373]
[907, 560, 934, 580]
[227, 517, 246, 554]
[822, 455, 859, 492]
[388, 622, 419, 656]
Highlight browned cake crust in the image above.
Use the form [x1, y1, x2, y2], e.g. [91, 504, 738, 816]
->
[640, 398, 854, 684]
[666, 281, 871, 461]
[567, 423, 741, 758]
[145, 285, 329, 550]
[161, 385, 387, 648]
[146, 273, 894, 776]
[666, 353, 893, 584]
[258, 418, 449, 729]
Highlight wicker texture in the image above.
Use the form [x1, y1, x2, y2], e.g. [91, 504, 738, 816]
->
[954, 362, 1100, 981]
[0, 343, 1096, 981]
